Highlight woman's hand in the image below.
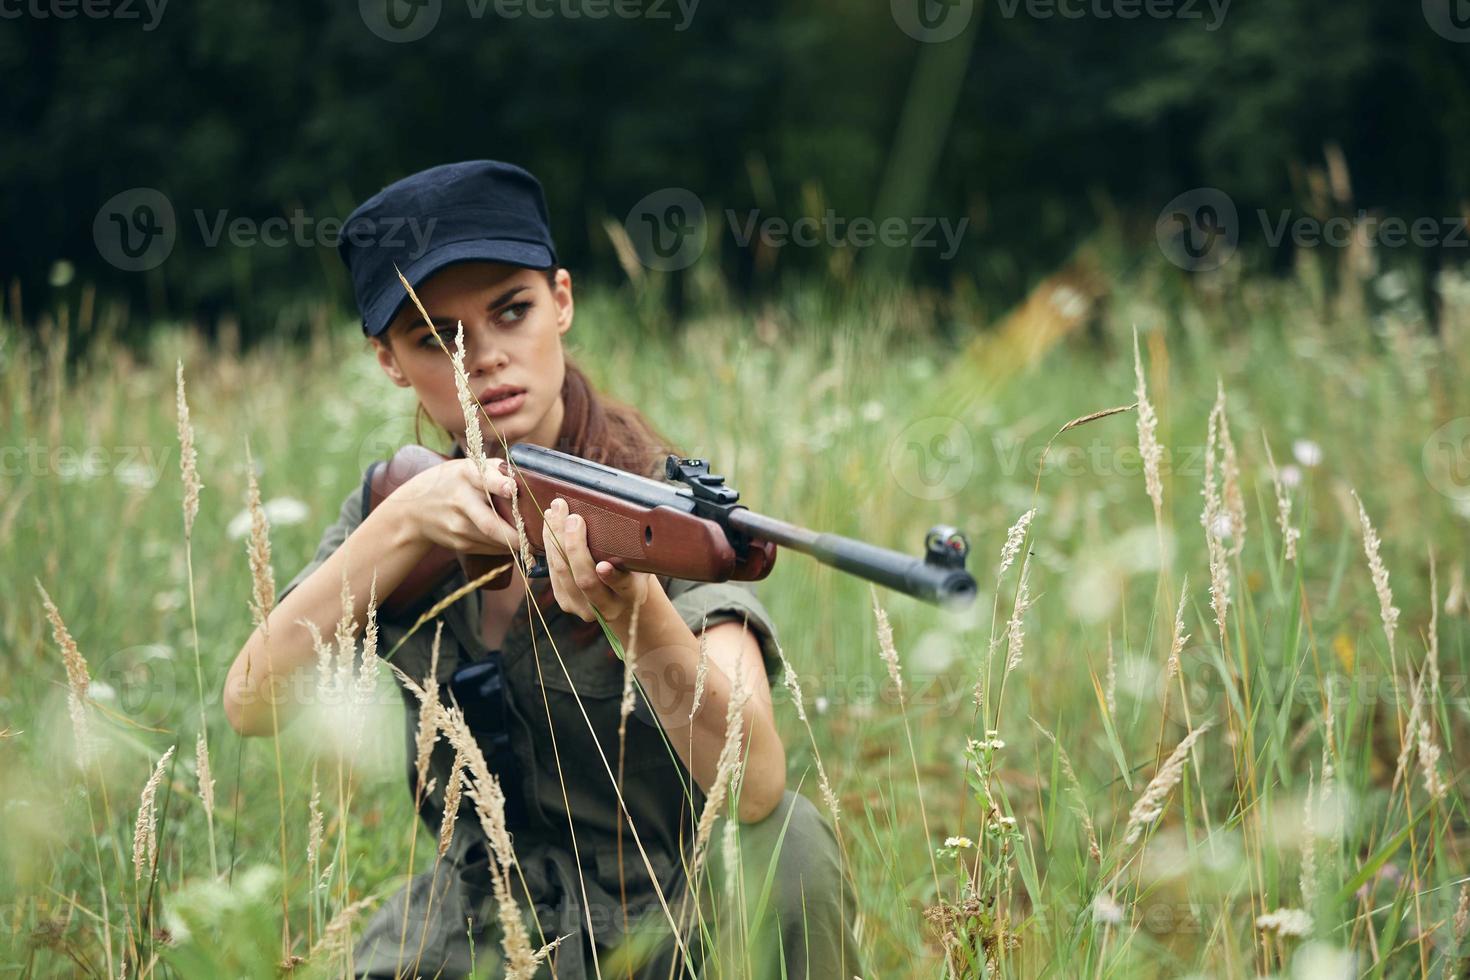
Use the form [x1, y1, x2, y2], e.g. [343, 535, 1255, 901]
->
[543, 496, 653, 625]
[392, 457, 523, 557]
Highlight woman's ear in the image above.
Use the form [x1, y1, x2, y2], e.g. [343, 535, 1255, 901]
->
[552, 268, 574, 337]
[372, 336, 413, 388]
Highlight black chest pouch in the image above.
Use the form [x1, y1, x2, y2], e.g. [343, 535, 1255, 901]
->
[442, 653, 528, 828]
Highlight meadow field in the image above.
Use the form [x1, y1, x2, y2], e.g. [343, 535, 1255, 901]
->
[3, 256, 1469, 978]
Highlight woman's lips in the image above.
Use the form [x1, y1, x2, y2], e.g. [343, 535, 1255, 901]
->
[480, 390, 527, 418]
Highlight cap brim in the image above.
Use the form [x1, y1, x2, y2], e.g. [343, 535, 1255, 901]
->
[364, 239, 555, 337]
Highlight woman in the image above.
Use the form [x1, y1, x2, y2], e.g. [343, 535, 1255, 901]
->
[222, 161, 862, 979]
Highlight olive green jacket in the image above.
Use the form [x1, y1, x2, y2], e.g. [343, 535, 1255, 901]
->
[276, 465, 785, 970]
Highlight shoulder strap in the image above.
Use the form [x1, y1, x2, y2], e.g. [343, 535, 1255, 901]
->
[360, 460, 382, 517]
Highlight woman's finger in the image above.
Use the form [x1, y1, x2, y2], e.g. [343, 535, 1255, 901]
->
[457, 468, 519, 553]
[595, 560, 631, 593]
[543, 499, 586, 617]
[465, 504, 519, 554]
[561, 508, 609, 602]
[467, 457, 516, 498]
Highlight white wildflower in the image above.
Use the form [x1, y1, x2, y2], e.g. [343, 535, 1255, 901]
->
[1292, 439, 1323, 467]
[1092, 894, 1124, 925]
[1256, 908, 1313, 937]
[227, 497, 308, 540]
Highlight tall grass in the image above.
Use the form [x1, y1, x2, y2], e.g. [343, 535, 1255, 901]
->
[4, 252, 1469, 976]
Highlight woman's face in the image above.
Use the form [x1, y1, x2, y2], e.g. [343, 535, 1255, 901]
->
[371, 261, 574, 452]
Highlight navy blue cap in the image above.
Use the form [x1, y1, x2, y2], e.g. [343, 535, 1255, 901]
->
[340, 160, 559, 338]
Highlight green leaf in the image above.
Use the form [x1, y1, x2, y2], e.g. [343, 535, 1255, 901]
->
[1331, 812, 1425, 909]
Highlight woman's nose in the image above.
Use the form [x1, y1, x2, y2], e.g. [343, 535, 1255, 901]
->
[464, 324, 508, 374]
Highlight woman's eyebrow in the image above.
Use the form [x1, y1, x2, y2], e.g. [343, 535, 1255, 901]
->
[487, 284, 529, 309]
[404, 285, 532, 334]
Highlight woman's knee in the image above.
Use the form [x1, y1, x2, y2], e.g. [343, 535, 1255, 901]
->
[737, 791, 845, 920]
[352, 870, 457, 978]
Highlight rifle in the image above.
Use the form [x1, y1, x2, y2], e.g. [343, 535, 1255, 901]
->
[365, 442, 977, 618]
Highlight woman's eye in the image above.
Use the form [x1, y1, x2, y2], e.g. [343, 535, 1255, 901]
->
[498, 302, 532, 325]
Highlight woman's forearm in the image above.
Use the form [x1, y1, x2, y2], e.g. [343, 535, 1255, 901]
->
[222, 496, 433, 737]
[616, 586, 786, 821]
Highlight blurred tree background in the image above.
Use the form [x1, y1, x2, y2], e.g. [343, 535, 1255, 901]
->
[2, 0, 1467, 341]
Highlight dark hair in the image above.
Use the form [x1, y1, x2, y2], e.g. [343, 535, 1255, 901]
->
[410, 266, 682, 477]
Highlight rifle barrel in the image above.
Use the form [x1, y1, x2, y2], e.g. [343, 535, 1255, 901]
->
[508, 443, 978, 608]
[726, 508, 977, 609]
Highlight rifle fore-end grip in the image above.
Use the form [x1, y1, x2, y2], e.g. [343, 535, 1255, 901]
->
[494, 472, 776, 583]
[366, 444, 776, 619]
